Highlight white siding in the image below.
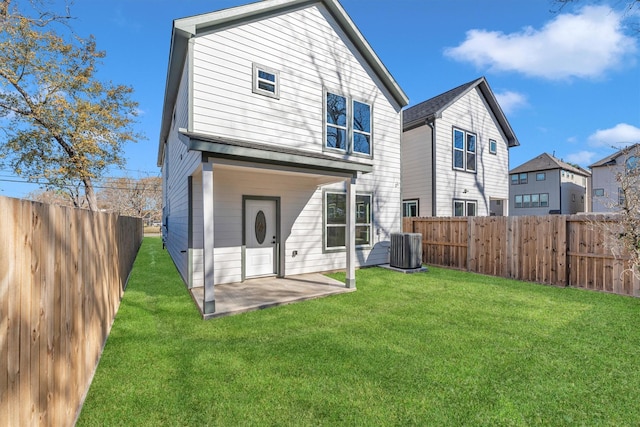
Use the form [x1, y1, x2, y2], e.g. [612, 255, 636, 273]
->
[401, 125, 432, 217]
[190, 4, 394, 164]
[163, 2, 403, 286]
[163, 59, 202, 283]
[433, 87, 510, 216]
[188, 164, 399, 285]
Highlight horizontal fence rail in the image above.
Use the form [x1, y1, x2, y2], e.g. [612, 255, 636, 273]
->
[0, 196, 143, 427]
[404, 215, 640, 297]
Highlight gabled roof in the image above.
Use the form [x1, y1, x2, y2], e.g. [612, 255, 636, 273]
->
[402, 76, 519, 147]
[589, 143, 640, 168]
[158, 0, 409, 166]
[510, 152, 591, 176]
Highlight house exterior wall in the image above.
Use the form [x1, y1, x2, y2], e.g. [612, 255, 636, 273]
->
[509, 169, 560, 216]
[188, 167, 399, 286]
[591, 164, 622, 212]
[401, 125, 433, 217]
[508, 168, 589, 216]
[432, 87, 510, 216]
[190, 4, 390, 168]
[163, 2, 403, 286]
[163, 59, 202, 283]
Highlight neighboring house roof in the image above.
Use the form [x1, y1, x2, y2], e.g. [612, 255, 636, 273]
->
[510, 152, 591, 176]
[402, 76, 519, 147]
[158, 0, 409, 166]
[589, 143, 640, 168]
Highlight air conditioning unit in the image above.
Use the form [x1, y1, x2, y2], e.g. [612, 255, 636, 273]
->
[390, 233, 422, 269]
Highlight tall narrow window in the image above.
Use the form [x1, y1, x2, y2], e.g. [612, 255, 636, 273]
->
[353, 100, 371, 155]
[326, 93, 347, 151]
[540, 193, 549, 207]
[453, 129, 465, 170]
[515, 195, 523, 208]
[466, 133, 476, 172]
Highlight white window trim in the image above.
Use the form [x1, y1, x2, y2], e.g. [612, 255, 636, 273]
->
[402, 199, 418, 217]
[452, 128, 477, 173]
[453, 199, 477, 217]
[324, 90, 373, 158]
[252, 63, 280, 99]
[323, 191, 373, 251]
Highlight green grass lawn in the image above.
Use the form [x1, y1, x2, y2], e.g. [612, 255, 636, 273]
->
[77, 237, 640, 426]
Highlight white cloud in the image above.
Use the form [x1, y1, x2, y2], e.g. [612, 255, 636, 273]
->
[494, 90, 527, 115]
[587, 123, 640, 147]
[565, 150, 597, 166]
[444, 6, 636, 80]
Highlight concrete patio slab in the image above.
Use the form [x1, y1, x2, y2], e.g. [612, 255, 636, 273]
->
[189, 273, 355, 319]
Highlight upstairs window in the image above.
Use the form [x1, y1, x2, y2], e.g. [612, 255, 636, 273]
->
[453, 129, 476, 172]
[489, 139, 497, 154]
[536, 172, 546, 181]
[325, 91, 372, 156]
[511, 173, 528, 185]
[252, 64, 279, 99]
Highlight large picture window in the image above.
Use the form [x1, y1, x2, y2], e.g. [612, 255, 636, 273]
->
[453, 128, 476, 172]
[325, 192, 372, 249]
[325, 91, 372, 156]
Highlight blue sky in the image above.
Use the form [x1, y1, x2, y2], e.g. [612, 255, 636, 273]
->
[1, 0, 638, 198]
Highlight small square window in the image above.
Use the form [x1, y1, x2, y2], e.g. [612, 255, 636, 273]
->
[489, 139, 497, 154]
[252, 63, 279, 99]
[536, 172, 546, 181]
[594, 188, 605, 197]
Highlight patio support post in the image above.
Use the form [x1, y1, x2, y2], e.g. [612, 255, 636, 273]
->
[202, 162, 216, 314]
[345, 174, 356, 288]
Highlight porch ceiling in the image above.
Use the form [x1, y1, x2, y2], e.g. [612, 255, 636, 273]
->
[179, 129, 372, 178]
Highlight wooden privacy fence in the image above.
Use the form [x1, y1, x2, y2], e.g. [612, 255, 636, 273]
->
[0, 196, 143, 427]
[404, 215, 640, 297]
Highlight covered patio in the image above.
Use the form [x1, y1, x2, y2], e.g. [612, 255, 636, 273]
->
[189, 273, 356, 319]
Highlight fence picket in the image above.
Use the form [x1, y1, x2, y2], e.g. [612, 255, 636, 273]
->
[404, 214, 635, 297]
[0, 196, 142, 427]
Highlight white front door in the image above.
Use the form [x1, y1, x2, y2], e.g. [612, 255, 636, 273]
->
[245, 199, 277, 278]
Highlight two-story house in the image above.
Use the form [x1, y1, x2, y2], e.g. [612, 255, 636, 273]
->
[590, 143, 640, 212]
[509, 153, 591, 216]
[157, 0, 408, 314]
[401, 77, 519, 218]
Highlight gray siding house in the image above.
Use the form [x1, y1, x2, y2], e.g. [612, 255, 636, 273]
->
[401, 77, 519, 217]
[590, 143, 640, 212]
[509, 153, 590, 216]
[157, 0, 408, 314]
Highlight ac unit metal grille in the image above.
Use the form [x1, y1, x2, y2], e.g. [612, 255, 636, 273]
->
[390, 233, 422, 269]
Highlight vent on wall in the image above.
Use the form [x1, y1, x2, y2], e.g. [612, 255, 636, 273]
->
[390, 233, 422, 269]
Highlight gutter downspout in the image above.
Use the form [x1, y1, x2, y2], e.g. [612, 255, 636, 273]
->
[429, 121, 437, 216]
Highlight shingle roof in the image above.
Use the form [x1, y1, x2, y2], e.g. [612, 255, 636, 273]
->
[589, 143, 640, 168]
[402, 76, 519, 147]
[403, 79, 479, 126]
[510, 152, 591, 176]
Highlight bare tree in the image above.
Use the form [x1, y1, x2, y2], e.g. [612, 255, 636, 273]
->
[592, 144, 640, 278]
[97, 177, 161, 222]
[0, 0, 142, 210]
